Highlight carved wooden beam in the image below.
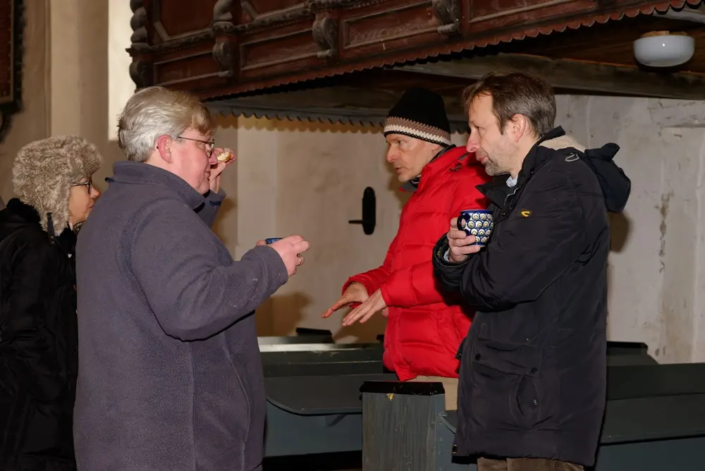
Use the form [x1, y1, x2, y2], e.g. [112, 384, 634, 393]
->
[206, 86, 469, 129]
[213, 0, 235, 27]
[126, 0, 703, 100]
[0, 0, 24, 141]
[401, 53, 705, 101]
[212, 0, 238, 78]
[129, 0, 147, 45]
[658, 3, 705, 24]
[312, 12, 339, 60]
[233, 2, 308, 33]
[127, 0, 152, 89]
[432, 0, 460, 36]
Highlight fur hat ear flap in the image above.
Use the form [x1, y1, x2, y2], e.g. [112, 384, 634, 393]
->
[12, 136, 103, 235]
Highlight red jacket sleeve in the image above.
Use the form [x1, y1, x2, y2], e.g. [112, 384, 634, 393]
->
[381, 163, 490, 307]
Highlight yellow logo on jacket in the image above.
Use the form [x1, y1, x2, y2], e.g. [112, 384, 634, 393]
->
[520, 210, 532, 217]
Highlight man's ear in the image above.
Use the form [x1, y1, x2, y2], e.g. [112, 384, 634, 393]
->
[508, 114, 531, 143]
[427, 142, 443, 156]
[156, 135, 173, 163]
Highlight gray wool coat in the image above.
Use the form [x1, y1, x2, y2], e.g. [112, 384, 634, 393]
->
[74, 162, 288, 471]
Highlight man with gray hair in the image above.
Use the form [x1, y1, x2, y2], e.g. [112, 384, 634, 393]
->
[74, 86, 309, 471]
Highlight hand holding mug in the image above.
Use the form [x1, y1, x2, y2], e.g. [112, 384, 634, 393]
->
[268, 236, 309, 276]
[447, 218, 480, 263]
[447, 210, 494, 263]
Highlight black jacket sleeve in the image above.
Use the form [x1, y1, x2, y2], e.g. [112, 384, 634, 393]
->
[433, 169, 587, 311]
[0, 240, 66, 402]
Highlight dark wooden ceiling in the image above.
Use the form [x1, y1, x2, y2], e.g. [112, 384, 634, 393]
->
[129, 1, 705, 126]
[506, 13, 705, 73]
[260, 9, 705, 100]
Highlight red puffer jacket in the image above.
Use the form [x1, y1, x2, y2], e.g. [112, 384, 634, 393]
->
[343, 146, 489, 381]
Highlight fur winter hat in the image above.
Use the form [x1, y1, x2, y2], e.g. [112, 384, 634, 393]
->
[12, 136, 102, 235]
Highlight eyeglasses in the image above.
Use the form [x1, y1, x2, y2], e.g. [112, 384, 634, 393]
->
[177, 136, 215, 157]
[72, 177, 94, 196]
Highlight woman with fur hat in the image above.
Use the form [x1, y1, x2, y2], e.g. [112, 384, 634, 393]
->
[0, 136, 101, 471]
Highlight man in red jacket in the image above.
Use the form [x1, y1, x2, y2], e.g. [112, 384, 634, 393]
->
[323, 88, 489, 409]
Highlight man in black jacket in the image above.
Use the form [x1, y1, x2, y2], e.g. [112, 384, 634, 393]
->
[432, 72, 630, 471]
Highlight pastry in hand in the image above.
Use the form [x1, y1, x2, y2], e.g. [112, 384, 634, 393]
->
[216, 151, 232, 163]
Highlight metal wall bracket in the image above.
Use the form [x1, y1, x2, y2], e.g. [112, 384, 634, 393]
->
[348, 187, 376, 235]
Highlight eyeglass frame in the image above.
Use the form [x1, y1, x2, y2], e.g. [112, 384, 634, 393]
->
[71, 177, 94, 196]
[176, 135, 216, 158]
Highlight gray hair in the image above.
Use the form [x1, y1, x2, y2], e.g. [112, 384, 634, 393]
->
[117, 86, 215, 162]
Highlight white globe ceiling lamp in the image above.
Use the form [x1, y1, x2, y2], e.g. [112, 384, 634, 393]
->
[633, 31, 695, 68]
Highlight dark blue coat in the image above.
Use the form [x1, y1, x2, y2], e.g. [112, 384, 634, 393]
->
[74, 162, 288, 471]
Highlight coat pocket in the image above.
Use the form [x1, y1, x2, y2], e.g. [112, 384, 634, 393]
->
[227, 358, 252, 439]
[466, 338, 553, 430]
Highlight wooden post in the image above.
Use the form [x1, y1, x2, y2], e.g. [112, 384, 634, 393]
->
[360, 381, 448, 471]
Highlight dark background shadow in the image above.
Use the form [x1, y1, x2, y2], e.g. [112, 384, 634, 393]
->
[608, 212, 631, 253]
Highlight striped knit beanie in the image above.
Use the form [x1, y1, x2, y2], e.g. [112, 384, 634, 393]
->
[383, 88, 452, 147]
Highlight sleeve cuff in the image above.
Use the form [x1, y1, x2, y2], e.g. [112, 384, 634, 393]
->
[210, 188, 226, 202]
[434, 239, 472, 267]
[343, 277, 375, 297]
[379, 285, 392, 307]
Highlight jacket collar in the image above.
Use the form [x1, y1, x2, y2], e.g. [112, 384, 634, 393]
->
[110, 162, 206, 211]
[6, 198, 41, 224]
[477, 126, 566, 207]
[516, 126, 566, 180]
[477, 126, 565, 207]
[1, 198, 76, 254]
[401, 145, 469, 193]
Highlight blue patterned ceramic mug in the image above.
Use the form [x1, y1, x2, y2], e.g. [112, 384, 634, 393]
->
[457, 210, 494, 246]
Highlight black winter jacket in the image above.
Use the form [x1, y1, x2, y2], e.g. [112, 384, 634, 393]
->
[0, 199, 78, 471]
[433, 127, 630, 467]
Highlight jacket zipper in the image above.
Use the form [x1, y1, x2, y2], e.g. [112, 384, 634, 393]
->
[499, 186, 520, 219]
